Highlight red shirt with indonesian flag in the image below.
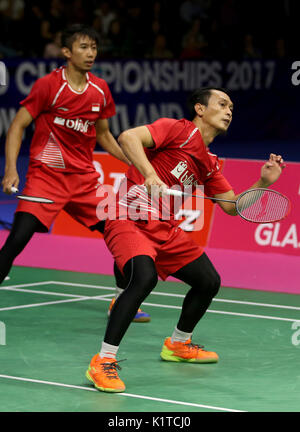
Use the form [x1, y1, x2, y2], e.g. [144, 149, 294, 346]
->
[20, 66, 116, 173]
[117, 118, 233, 220]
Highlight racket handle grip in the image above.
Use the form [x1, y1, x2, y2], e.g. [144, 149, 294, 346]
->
[11, 186, 19, 194]
[166, 189, 184, 197]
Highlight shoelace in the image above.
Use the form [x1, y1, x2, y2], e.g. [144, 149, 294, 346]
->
[186, 342, 206, 351]
[101, 359, 126, 380]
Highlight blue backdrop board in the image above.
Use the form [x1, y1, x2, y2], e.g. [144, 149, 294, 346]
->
[0, 58, 299, 160]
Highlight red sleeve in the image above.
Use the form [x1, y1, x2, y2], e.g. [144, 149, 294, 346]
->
[204, 170, 233, 197]
[20, 76, 51, 119]
[98, 80, 116, 119]
[146, 118, 180, 149]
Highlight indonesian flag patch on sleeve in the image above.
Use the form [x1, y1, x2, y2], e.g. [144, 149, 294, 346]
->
[91, 103, 100, 112]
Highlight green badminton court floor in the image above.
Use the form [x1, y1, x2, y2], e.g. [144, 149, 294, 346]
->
[0, 265, 300, 413]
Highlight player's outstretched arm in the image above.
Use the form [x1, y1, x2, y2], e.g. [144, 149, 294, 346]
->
[258, 153, 285, 186]
[118, 126, 167, 194]
[2, 107, 33, 194]
[213, 153, 285, 216]
[96, 118, 131, 166]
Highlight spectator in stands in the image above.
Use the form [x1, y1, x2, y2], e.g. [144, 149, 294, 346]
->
[241, 33, 262, 59]
[216, 0, 241, 58]
[0, 0, 25, 54]
[122, 4, 147, 58]
[40, 0, 66, 49]
[66, 0, 88, 25]
[0, 0, 295, 60]
[0, 0, 24, 23]
[146, 34, 173, 59]
[273, 37, 286, 59]
[105, 18, 126, 58]
[179, 0, 209, 26]
[43, 30, 64, 58]
[180, 17, 208, 59]
[22, 2, 45, 57]
[93, 1, 116, 37]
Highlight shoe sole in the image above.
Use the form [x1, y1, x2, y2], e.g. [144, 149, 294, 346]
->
[85, 368, 125, 393]
[133, 317, 151, 323]
[108, 312, 151, 323]
[160, 347, 218, 363]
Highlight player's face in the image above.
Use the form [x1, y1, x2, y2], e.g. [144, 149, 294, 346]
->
[201, 90, 233, 133]
[68, 36, 98, 71]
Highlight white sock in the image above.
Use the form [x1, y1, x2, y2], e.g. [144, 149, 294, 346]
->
[171, 327, 193, 344]
[115, 287, 123, 299]
[99, 341, 119, 359]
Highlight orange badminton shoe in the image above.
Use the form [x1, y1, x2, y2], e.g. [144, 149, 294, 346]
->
[108, 297, 151, 323]
[86, 354, 125, 393]
[160, 337, 219, 363]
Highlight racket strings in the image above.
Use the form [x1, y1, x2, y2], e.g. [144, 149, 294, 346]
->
[237, 189, 290, 223]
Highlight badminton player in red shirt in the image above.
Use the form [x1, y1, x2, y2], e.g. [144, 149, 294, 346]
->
[0, 24, 130, 283]
[86, 87, 285, 393]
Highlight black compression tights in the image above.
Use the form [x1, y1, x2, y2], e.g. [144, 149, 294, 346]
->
[106, 253, 220, 346]
[0, 212, 105, 285]
[172, 253, 220, 332]
[105, 256, 158, 346]
[0, 212, 45, 284]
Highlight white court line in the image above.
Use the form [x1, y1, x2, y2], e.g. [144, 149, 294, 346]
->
[0, 290, 298, 322]
[43, 281, 300, 312]
[3, 280, 300, 312]
[213, 298, 300, 311]
[1, 281, 299, 322]
[153, 292, 300, 312]
[0, 294, 114, 312]
[140, 302, 300, 323]
[0, 286, 86, 298]
[46, 281, 116, 291]
[0, 374, 245, 412]
[0, 281, 53, 289]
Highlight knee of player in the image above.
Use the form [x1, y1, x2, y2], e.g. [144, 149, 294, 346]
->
[132, 270, 158, 299]
[141, 271, 158, 293]
[203, 271, 220, 298]
[210, 272, 221, 297]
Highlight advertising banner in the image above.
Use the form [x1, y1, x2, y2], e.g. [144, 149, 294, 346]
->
[208, 159, 300, 256]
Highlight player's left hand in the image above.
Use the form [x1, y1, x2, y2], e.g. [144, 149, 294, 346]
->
[260, 153, 286, 186]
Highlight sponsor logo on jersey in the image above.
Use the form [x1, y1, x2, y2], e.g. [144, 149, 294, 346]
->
[171, 161, 188, 179]
[53, 116, 94, 133]
[170, 161, 199, 186]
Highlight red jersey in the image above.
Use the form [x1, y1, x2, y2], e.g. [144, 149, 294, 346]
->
[116, 118, 232, 221]
[20, 66, 116, 173]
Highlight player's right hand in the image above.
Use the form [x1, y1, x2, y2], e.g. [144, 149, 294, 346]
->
[2, 168, 19, 194]
[144, 173, 168, 197]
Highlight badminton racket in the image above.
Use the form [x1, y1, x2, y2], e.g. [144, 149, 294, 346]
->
[10, 187, 54, 204]
[166, 187, 290, 223]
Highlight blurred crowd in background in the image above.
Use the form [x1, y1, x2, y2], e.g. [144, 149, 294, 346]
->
[0, 0, 298, 60]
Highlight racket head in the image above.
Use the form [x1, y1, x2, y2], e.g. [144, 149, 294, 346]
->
[16, 194, 54, 204]
[236, 188, 291, 223]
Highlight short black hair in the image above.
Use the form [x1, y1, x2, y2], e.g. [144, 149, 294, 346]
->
[61, 24, 100, 50]
[187, 87, 230, 119]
